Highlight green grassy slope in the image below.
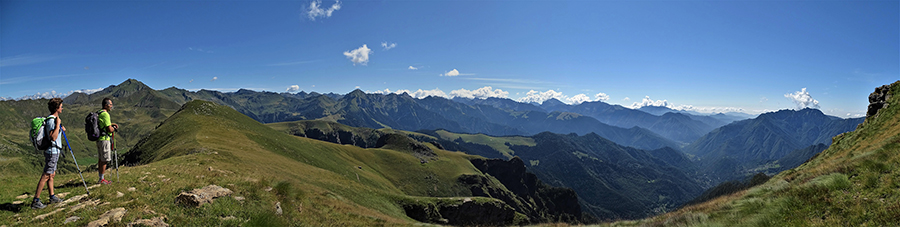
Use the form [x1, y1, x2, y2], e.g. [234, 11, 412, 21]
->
[611, 81, 900, 226]
[1, 100, 586, 226]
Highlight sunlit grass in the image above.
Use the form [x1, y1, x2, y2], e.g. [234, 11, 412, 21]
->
[1, 100, 515, 226]
[433, 130, 535, 158]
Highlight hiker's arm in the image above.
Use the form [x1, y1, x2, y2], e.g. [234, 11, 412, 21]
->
[49, 119, 62, 140]
[106, 124, 116, 133]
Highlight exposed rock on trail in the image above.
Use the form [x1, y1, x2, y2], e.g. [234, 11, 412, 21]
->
[127, 216, 169, 227]
[175, 185, 233, 207]
[87, 207, 126, 227]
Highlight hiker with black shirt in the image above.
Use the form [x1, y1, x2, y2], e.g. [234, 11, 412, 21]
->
[32, 98, 66, 209]
[97, 98, 119, 185]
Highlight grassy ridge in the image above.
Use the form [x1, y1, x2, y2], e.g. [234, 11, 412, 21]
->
[433, 130, 536, 159]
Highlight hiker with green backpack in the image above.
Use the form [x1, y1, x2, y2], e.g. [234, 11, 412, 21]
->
[30, 98, 66, 209]
[88, 98, 119, 185]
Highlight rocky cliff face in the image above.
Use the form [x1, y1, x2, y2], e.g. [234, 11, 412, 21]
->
[867, 84, 892, 118]
[400, 198, 520, 226]
[467, 157, 592, 224]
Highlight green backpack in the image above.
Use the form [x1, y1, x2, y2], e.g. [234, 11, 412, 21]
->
[30, 116, 56, 150]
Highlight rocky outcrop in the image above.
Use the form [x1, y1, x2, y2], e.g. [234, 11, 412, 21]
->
[867, 84, 892, 118]
[293, 127, 382, 148]
[401, 198, 519, 226]
[467, 157, 590, 224]
[175, 185, 233, 207]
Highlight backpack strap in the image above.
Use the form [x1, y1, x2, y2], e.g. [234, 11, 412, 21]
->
[43, 116, 63, 150]
[98, 110, 110, 135]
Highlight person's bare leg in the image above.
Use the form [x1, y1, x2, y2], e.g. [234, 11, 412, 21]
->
[99, 162, 107, 175]
[48, 173, 55, 196]
[34, 174, 50, 199]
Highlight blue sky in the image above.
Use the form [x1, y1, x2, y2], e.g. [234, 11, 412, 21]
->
[1, 0, 897, 117]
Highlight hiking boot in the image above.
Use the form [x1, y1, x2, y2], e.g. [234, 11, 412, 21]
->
[48, 195, 62, 204]
[31, 200, 46, 209]
[99, 179, 112, 185]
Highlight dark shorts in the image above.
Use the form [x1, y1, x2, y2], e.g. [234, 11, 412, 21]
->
[43, 152, 59, 174]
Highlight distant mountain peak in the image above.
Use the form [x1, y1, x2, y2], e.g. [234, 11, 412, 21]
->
[541, 98, 566, 106]
[348, 89, 366, 96]
[759, 108, 825, 119]
[116, 78, 152, 90]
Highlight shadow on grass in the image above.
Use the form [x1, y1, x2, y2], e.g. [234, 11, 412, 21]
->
[56, 179, 92, 190]
[0, 202, 24, 213]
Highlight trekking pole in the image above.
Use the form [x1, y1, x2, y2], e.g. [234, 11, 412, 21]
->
[112, 132, 119, 182]
[62, 131, 90, 195]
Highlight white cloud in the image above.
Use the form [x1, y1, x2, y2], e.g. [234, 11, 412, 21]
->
[567, 94, 592, 105]
[629, 96, 670, 109]
[517, 89, 567, 104]
[286, 85, 300, 92]
[515, 90, 610, 105]
[71, 88, 103, 95]
[211, 76, 218, 82]
[189, 79, 194, 83]
[408, 89, 449, 99]
[623, 97, 630, 101]
[784, 88, 820, 109]
[594, 92, 610, 101]
[381, 42, 396, 50]
[343, 44, 372, 65]
[621, 95, 756, 115]
[368, 88, 394, 95]
[369, 86, 509, 100]
[408, 66, 418, 70]
[369, 88, 449, 99]
[675, 105, 752, 114]
[441, 69, 460, 77]
[306, 0, 342, 21]
[450, 86, 509, 99]
[7, 87, 103, 101]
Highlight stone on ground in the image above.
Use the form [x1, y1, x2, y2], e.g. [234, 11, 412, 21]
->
[87, 207, 126, 227]
[275, 202, 283, 215]
[69, 199, 101, 213]
[55, 194, 87, 208]
[33, 208, 65, 220]
[175, 185, 233, 207]
[64, 216, 81, 224]
[127, 216, 169, 227]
